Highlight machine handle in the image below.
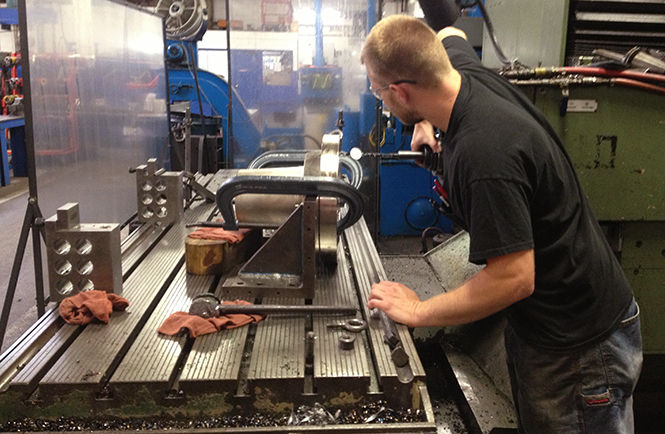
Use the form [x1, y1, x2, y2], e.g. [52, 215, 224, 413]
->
[216, 175, 365, 233]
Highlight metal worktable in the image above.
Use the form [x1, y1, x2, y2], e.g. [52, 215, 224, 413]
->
[0, 171, 439, 432]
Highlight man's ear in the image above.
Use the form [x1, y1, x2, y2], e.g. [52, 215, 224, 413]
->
[390, 83, 410, 105]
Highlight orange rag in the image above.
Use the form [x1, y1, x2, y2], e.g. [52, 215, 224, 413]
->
[187, 226, 251, 243]
[59, 290, 129, 325]
[157, 300, 263, 338]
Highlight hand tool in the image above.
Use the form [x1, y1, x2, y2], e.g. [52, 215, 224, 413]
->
[326, 318, 368, 333]
[350, 148, 425, 160]
[189, 293, 357, 318]
[348, 146, 443, 173]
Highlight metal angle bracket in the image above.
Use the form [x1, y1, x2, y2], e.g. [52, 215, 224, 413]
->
[222, 197, 317, 299]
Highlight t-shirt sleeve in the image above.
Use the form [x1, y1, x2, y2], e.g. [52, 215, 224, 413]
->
[464, 178, 534, 264]
[442, 35, 482, 69]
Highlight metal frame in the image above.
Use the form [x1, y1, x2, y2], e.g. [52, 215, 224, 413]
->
[0, 0, 46, 348]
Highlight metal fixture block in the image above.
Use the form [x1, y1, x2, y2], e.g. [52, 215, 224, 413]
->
[44, 202, 122, 302]
[135, 158, 183, 225]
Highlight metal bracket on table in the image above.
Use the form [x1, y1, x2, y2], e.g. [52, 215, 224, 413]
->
[217, 175, 364, 299]
[222, 196, 318, 299]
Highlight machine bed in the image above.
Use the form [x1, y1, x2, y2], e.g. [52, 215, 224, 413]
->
[0, 171, 437, 432]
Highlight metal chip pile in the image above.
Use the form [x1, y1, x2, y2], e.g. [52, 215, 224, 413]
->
[1, 400, 425, 431]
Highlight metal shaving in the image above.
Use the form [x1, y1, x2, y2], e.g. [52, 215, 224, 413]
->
[0, 400, 425, 431]
[287, 402, 339, 425]
[337, 400, 424, 425]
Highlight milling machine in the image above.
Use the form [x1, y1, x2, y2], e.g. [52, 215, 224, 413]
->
[0, 134, 442, 432]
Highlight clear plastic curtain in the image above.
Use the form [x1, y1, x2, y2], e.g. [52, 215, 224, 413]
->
[26, 0, 169, 223]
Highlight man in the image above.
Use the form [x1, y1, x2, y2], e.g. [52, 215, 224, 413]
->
[362, 15, 642, 433]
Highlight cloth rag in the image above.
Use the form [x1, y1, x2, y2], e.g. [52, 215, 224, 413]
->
[187, 225, 250, 243]
[157, 300, 264, 338]
[59, 290, 129, 325]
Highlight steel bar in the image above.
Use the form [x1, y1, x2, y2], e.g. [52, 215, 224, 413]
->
[216, 305, 358, 315]
[360, 150, 424, 160]
[344, 218, 425, 389]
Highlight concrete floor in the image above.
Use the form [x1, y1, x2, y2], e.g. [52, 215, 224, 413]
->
[0, 177, 54, 352]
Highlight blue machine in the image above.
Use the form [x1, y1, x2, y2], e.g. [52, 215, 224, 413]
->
[353, 1, 451, 237]
[167, 63, 261, 168]
[159, 0, 450, 236]
[166, 40, 310, 168]
[231, 49, 303, 149]
[158, 0, 305, 169]
[376, 117, 451, 236]
[299, 65, 343, 107]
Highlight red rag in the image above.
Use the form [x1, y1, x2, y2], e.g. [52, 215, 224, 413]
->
[157, 300, 264, 338]
[187, 227, 251, 243]
[214, 300, 264, 329]
[157, 311, 218, 338]
[59, 290, 129, 325]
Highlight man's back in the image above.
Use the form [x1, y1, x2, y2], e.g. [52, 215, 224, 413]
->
[439, 36, 634, 350]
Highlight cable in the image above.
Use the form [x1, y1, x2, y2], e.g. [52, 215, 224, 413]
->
[185, 43, 208, 171]
[508, 75, 665, 96]
[472, 0, 517, 68]
[563, 67, 665, 83]
[420, 226, 445, 254]
[613, 77, 665, 95]
[368, 124, 386, 148]
[502, 66, 665, 84]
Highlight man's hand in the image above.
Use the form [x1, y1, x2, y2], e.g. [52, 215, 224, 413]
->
[368, 281, 422, 327]
[411, 120, 441, 153]
[368, 250, 535, 329]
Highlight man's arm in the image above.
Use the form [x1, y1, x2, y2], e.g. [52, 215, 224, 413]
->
[368, 249, 535, 327]
[437, 26, 468, 41]
[410, 27, 468, 152]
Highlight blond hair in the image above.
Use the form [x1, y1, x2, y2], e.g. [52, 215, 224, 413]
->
[361, 15, 452, 88]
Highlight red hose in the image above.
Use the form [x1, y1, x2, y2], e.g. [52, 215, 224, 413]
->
[612, 77, 665, 95]
[561, 67, 665, 83]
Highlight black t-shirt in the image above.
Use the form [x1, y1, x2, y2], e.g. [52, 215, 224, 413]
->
[439, 36, 634, 350]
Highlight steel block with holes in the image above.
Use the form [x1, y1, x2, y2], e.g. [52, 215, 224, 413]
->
[135, 158, 183, 225]
[44, 203, 122, 302]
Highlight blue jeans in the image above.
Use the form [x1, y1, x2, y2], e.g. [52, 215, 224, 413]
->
[505, 300, 643, 434]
